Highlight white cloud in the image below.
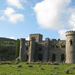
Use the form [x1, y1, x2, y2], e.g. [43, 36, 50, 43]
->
[9, 37, 15, 39]
[2, 7, 24, 23]
[6, 0, 25, 9]
[33, 0, 71, 30]
[4, 7, 15, 16]
[69, 13, 75, 28]
[9, 14, 24, 23]
[58, 29, 68, 40]
[0, 16, 6, 21]
[26, 37, 29, 40]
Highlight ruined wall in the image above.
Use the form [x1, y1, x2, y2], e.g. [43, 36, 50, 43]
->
[19, 34, 66, 63]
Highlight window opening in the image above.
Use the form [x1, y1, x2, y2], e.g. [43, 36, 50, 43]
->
[52, 54, 56, 61]
[26, 47, 28, 50]
[70, 40, 73, 46]
[61, 54, 65, 61]
[25, 55, 28, 61]
[38, 54, 42, 61]
[39, 47, 42, 51]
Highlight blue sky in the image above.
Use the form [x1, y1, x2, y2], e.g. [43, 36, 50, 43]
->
[0, 0, 75, 40]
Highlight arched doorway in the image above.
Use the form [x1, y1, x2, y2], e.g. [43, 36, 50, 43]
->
[25, 55, 28, 61]
[52, 53, 56, 61]
[61, 54, 65, 61]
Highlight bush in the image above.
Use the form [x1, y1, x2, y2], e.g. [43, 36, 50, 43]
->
[5, 61, 11, 64]
[47, 62, 52, 65]
[28, 65, 33, 67]
[72, 65, 75, 69]
[14, 61, 18, 64]
[26, 62, 29, 64]
[54, 66, 58, 69]
[43, 62, 47, 65]
[53, 62, 59, 65]
[39, 64, 41, 67]
[30, 62, 34, 64]
[39, 68, 45, 70]
[18, 64, 22, 67]
[65, 68, 69, 74]
[35, 62, 40, 64]
[1, 61, 5, 64]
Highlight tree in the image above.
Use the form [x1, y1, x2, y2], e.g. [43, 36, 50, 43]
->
[15, 39, 20, 58]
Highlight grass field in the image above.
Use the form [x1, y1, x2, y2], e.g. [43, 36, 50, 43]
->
[0, 61, 75, 75]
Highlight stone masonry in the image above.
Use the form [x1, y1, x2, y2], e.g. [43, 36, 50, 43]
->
[19, 31, 75, 63]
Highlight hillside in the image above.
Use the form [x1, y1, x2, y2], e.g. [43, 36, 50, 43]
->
[0, 37, 16, 41]
[0, 37, 17, 61]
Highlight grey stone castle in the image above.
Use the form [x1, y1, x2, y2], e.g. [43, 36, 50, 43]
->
[19, 31, 75, 63]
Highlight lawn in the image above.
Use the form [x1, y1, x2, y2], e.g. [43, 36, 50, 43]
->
[0, 61, 75, 75]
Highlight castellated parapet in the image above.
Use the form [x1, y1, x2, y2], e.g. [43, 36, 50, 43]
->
[66, 31, 75, 63]
[66, 31, 75, 36]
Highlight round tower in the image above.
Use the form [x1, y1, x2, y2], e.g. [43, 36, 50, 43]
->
[66, 31, 75, 63]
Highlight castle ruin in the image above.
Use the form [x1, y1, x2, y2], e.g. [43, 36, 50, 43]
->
[19, 31, 75, 63]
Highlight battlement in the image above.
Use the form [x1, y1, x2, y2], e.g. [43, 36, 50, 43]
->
[66, 31, 75, 36]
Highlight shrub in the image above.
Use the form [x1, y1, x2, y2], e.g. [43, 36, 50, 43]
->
[5, 61, 11, 64]
[9, 65, 12, 67]
[39, 68, 45, 70]
[54, 66, 58, 69]
[65, 68, 69, 74]
[53, 62, 59, 65]
[43, 62, 47, 65]
[1, 61, 5, 64]
[14, 61, 18, 64]
[26, 62, 29, 64]
[39, 64, 41, 67]
[72, 65, 75, 69]
[35, 62, 40, 64]
[47, 62, 52, 65]
[30, 62, 33, 64]
[28, 65, 33, 67]
[18, 64, 22, 67]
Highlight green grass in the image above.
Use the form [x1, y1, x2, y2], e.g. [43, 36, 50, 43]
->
[0, 62, 75, 75]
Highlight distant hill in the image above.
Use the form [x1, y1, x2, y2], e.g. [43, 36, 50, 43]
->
[0, 37, 16, 41]
[0, 37, 17, 61]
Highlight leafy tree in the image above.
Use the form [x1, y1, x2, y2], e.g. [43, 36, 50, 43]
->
[15, 39, 20, 58]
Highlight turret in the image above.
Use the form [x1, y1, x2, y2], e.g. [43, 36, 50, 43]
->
[66, 31, 75, 63]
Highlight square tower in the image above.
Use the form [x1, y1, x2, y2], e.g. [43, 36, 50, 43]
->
[30, 34, 43, 42]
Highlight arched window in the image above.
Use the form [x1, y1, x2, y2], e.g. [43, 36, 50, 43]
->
[61, 54, 65, 61]
[70, 40, 73, 46]
[52, 54, 56, 61]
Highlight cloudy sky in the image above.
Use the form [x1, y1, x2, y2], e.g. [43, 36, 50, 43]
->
[0, 0, 75, 40]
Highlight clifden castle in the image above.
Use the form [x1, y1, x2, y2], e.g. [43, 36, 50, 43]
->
[19, 31, 75, 63]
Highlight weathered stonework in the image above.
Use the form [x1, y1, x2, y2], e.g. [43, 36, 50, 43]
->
[19, 31, 75, 63]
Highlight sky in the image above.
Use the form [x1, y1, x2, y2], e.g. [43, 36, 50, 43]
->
[0, 0, 75, 40]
